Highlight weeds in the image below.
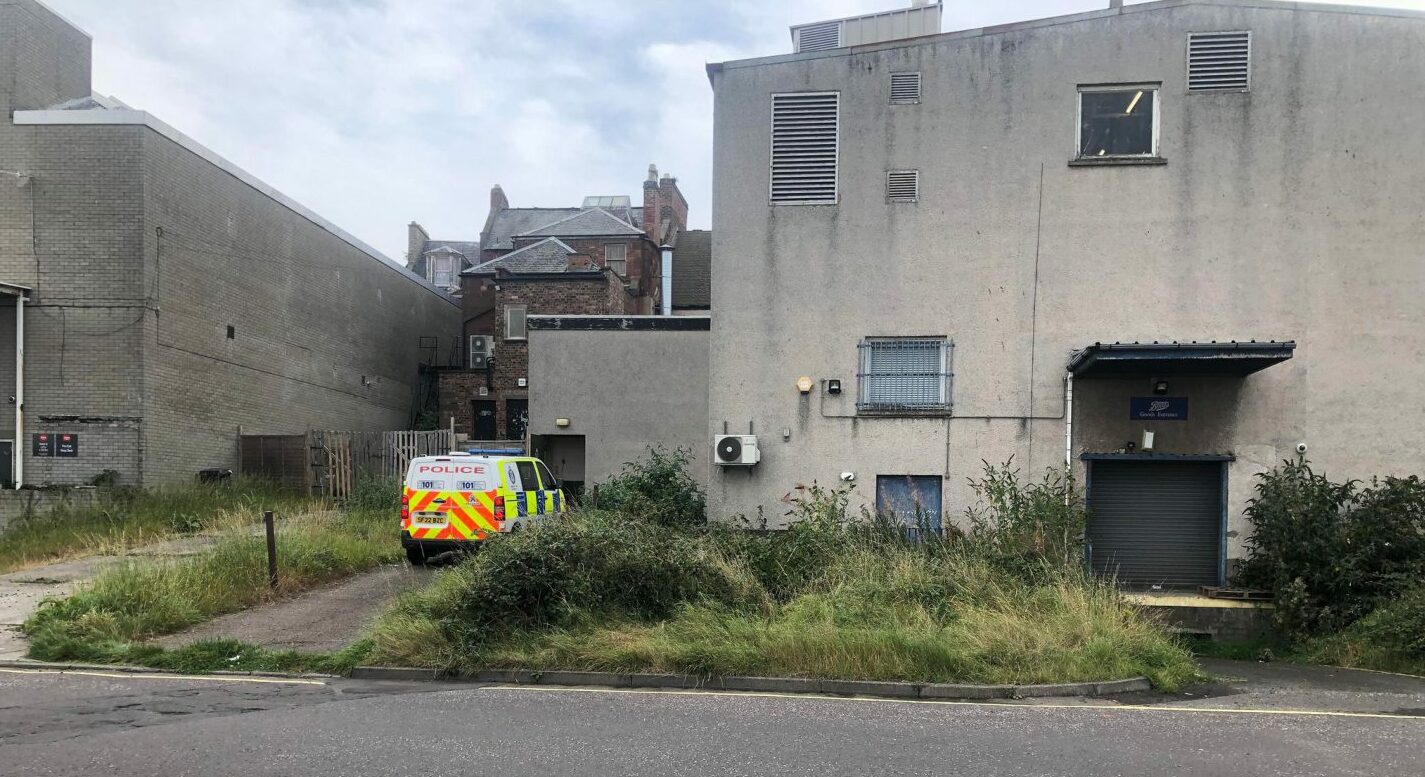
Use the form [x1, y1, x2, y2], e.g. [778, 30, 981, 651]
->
[23, 507, 399, 662]
[367, 455, 1199, 689]
[0, 479, 317, 573]
[589, 446, 706, 527]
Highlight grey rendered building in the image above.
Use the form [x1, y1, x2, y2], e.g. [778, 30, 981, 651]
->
[0, 0, 459, 486]
[706, 0, 1425, 585]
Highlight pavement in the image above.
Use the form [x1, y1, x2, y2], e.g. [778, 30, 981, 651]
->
[0, 660, 1421, 776]
[155, 564, 433, 653]
[0, 536, 223, 660]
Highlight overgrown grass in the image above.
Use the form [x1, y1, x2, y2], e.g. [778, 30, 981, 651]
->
[41, 638, 378, 676]
[0, 479, 317, 573]
[22, 505, 400, 664]
[368, 508, 1201, 690]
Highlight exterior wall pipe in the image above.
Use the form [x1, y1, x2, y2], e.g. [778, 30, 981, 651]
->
[14, 296, 24, 489]
[1063, 372, 1074, 473]
[660, 245, 673, 316]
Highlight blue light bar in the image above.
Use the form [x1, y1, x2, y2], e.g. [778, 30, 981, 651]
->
[468, 448, 524, 456]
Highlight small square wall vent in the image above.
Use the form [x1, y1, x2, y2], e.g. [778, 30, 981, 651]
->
[886, 170, 919, 203]
[890, 72, 921, 104]
[1188, 31, 1251, 92]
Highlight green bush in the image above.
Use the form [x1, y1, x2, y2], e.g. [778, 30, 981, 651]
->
[448, 510, 763, 637]
[1235, 461, 1425, 640]
[1300, 587, 1425, 675]
[590, 447, 706, 527]
[964, 460, 1086, 576]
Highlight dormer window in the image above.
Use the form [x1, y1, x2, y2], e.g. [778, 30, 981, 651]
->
[430, 254, 455, 287]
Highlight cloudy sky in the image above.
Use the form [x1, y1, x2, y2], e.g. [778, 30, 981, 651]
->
[45, 0, 1425, 260]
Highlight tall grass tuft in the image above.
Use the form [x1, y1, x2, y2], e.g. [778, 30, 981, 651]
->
[0, 479, 318, 573]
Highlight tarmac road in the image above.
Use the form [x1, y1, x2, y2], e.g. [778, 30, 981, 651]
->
[2, 663, 1423, 776]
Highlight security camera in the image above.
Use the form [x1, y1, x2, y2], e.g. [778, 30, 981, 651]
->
[839, 472, 855, 482]
[1296, 443, 1308, 455]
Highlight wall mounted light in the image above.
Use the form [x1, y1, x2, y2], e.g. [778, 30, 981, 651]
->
[555, 418, 571, 428]
[1152, 379, 1170, 395]
[796, 376, 813, 394]
[826, 379, 842, 395]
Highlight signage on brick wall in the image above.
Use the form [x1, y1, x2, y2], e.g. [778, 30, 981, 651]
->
[57, 433, 79, 458]
[1130, 397, 1189, 421]
[32, 433, 54, 457]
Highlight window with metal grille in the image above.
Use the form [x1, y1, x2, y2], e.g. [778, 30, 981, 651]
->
[1188, 31, 1250, 92]
[504, 305, 527, 341]
[886, 170, 919, 203]
[890, 72, 921, 104]
[858, 338, 952, 411]
[794, 21, 841, 52]
[770, 92, 839, 204]
[1078, 85, 1158, 158]
[604, 243, 627, 276]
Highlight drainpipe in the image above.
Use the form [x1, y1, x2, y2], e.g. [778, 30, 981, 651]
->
[14, 295, 24, 489]
[1063, 371, 1074, 472]
[660, 244, 673, 316]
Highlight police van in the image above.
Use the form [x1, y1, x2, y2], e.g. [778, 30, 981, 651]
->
[400, 449, 566, 564]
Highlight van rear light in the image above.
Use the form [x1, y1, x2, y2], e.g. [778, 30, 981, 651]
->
[400, 491, 409, 521]
[493, 495, 505, 521]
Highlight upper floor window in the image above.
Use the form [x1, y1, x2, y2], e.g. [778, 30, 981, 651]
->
[1078, 85, 1158, 159]
[504, 304, 527, 341]
[604, 243, 628, 277]
[857, 337, 952, 412]
[430, 255, 455, 287]
[770, 92, 839, 204]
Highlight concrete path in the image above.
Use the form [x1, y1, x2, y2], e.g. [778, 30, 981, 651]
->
[0, 535, 225, 660]
[156, 564, 433, 653]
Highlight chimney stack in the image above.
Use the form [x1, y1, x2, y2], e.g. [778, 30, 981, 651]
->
[406, 221, 430, 268]
[490, 184, 509, 213]
[643, 164, 661, 240]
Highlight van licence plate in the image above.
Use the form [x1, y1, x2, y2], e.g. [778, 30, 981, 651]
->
[412, 511, 447, 527]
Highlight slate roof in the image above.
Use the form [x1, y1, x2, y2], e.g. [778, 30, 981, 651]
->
[465, 238, 584, 275]
[518, 207, 645, 239]
[671, 229, 711, 309]
[483, 208, 582, 251]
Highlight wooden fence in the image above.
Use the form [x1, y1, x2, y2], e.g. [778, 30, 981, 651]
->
[239, 429, 456, 498]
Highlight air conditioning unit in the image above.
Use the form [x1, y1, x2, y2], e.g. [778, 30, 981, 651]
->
[470, 335, 493, 369]
[713, 434, 760, 466]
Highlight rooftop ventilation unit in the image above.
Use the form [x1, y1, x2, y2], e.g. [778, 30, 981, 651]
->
[791, 1, 942, 54]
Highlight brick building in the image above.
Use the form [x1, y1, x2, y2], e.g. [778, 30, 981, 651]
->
[436, 167, 689, 442]
[0, 0, 459, 486]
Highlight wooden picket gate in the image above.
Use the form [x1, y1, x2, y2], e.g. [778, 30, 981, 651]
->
[310, 430, 455, 498]
[239, 430, 455, 498]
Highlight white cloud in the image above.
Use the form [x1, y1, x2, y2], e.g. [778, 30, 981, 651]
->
[43, 0, 1425, 259]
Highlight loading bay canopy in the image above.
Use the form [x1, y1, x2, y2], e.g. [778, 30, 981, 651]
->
[1068, 341, 1295, 379]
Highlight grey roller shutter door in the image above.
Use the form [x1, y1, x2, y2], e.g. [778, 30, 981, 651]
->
[1086, 460, 1222, 587]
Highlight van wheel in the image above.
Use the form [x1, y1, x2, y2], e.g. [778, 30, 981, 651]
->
[406, 545, 426, 566]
